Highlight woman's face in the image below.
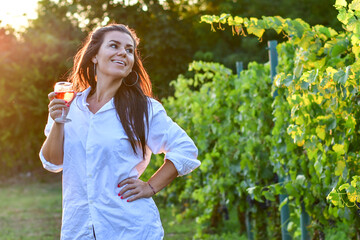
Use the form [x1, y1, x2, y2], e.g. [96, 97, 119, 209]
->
[93, 31, 135, 82]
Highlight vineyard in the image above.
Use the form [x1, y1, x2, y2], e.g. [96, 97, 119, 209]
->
[151, 0, 360, 239]
[1, 0, 359, 239]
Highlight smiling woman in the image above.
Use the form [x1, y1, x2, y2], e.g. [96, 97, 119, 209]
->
[0, 0, 39, 31]
[39, 23, 200, 239]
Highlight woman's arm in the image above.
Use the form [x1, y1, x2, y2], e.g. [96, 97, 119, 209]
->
[118, 99, 200, 202]
[41, 122, 65, 166]
[147, 159, 178, 193]
[40, 92, 69, 166]
[118, 159, 178, 202]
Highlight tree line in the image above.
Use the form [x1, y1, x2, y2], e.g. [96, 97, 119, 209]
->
[0, 0, 340, 178]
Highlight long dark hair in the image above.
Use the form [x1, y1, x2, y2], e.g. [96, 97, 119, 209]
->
[68, 24, 153, 158]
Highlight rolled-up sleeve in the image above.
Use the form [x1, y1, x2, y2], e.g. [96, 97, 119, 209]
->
[39, 114, 63, 173]
[147, 99, 200, 176]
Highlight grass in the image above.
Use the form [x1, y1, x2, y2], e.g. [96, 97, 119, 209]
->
[0, 172, 62, 240]
[0, 171, 197, 240]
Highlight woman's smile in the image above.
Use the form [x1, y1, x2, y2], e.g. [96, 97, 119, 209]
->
[111, 59, 126, 66]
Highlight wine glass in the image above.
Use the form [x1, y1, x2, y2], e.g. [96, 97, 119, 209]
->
[54, 82, 76, 123]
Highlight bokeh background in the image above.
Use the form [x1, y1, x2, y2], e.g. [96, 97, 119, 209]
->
[0, 0, 340, 177]
[2, 1, 355, 239]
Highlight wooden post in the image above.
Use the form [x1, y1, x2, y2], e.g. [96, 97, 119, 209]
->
[268, 40, 291, 240]
[236, 61, 254, 240]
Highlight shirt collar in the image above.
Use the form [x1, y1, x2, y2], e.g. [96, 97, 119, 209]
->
[75, 87, 115, 113]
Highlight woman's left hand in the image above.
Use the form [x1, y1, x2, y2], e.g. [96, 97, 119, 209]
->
[118, 178, 154, 202]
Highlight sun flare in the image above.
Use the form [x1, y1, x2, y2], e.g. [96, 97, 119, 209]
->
[0, 0, 39, 31]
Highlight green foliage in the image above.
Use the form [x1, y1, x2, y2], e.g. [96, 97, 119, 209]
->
[161, 60, 281, 238]
[323, 221, 352, 240]
[0, 0, 83, 176]
[160, 0, 360, 237]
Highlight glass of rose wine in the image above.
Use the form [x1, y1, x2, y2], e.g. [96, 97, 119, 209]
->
[54, 82, 76, 123]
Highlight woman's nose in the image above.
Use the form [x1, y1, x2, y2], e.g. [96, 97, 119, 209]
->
[117, 47, 126, 56]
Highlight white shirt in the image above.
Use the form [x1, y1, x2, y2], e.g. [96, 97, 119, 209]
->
[39, 87, 200, 240]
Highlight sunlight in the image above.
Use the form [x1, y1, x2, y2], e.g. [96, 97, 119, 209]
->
[0, 0, 39, 31]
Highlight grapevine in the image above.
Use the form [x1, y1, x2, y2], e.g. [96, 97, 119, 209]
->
[160, 0, 360, 237]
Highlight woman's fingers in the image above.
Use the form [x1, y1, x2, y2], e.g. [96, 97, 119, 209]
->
[48, 91, 57, 101]
[48, 98, 69, 120]
[126, 193, 142, 202]
[118, 183, 136, 197]
[121, 188, 139, 199]
[49, 102, 67, 111]
[118, 177, 135, 187]
[48, 98, 68, 107]
[117, 179, 153, 201]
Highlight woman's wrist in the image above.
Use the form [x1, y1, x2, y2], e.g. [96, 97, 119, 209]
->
[147, 182, 156, 195]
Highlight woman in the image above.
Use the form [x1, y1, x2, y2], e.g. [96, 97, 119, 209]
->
[39, 24, 200, 239]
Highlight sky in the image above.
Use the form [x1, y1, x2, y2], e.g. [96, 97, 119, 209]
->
[0, 0, 142, 31]
[0, 0, 40, 31]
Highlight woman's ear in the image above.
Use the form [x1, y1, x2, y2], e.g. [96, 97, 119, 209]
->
[92, 57, 98, 64]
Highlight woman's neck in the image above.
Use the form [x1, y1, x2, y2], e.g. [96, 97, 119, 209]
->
[87, 76, 123, 113]
[93, 76, 123, 103]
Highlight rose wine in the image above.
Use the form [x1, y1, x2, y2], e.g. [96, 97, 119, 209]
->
[55, 91, 75, 102]
[54, 81, 74, 123]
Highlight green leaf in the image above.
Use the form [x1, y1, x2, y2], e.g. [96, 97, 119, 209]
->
[228, 16, 244, 26]
[335, 160, 346, 175]
[333, 144, 345, 155]
[301, 81, 310, 89]
[263, 191, 276, 202]
[314, 159, 323, 176]
[335, 0, 347, 8]
[339, 183, 350, 191]
[264, 16, 284, 34]
[307, 148, 318, 160]
[246, 24, 265, 38]
[337, 8, 354, 25]
[294, 63, 303, 78]
[247, 186, 264, 202]
[353, 22, 360, 36]
[315, 25, 336, 39]
[347, 185, 357, 202]
[279, 196, 289, 210]
[327, 190, 341, 207]
[274, 73, 293, 87]
[331, 43, 348, 57]
[219, 13, 230, 24]
[200, 15, 219, 24]
[349, 0, 360, 11]
[308, 69, 318, 84]
[290, 18, 311, 38]
[234, 16, 244, 25]
[295, 175, 306, 185]
[333, 69, 348, 85]
[316, 126, 326, 140]
[347, 185, 356, 193]
[326, 117, 337, 131]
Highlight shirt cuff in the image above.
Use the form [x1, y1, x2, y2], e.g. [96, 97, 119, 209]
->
[39, 149, 63, 173]
[165, 152, 200, 176]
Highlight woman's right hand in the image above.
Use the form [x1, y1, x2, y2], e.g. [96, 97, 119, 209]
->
[48, 92, 69, 121]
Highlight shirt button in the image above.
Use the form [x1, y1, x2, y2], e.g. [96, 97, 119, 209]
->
[88, 174, 92, 178]
[90, 200, 93, 204]
[88, 226, 92, 230]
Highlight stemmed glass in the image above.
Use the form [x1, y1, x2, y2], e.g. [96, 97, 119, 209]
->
[54, 82, 76, 123]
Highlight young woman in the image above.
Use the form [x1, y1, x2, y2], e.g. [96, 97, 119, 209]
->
[40, 24, 200, 239]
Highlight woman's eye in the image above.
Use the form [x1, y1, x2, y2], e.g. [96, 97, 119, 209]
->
[126, 48, 133, 54]
[110, 44, 118, 49]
